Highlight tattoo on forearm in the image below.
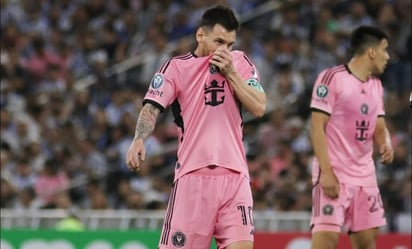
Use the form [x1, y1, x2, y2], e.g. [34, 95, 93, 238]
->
[134, 104, 159, 141]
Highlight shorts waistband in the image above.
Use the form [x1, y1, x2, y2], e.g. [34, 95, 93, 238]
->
[190, 165, 239, 176]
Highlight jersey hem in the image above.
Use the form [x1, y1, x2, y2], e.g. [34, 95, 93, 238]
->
[175, 162, 249, 181]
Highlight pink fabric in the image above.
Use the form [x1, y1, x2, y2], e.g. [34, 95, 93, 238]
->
[269, 157, 289, 181]
[158, 168, 253, 249]
[24, 52, 65, 81]
[144, 51, 260, 181]
[310, 65, 385, 187]
[34, 172, 69, 205]
[311, 183, 386, 233]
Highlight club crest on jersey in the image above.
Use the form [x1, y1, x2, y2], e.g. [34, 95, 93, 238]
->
[322, 204, 334, 216]
[151, 74, 164, 89]
[360, 103, 368, 115]
[316, 85, 328, 98]
[209, 64, 220, 74]
[171, 231, 186, 247]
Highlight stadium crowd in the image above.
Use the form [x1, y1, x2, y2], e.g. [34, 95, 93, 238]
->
[0, 0, 410, 232]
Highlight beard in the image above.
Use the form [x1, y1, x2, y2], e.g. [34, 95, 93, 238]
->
[372, 65, 385, 76]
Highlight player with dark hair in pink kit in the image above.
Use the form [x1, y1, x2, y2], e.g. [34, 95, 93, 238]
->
[309, 26, 394, 249]
[126, 5, 266, 249]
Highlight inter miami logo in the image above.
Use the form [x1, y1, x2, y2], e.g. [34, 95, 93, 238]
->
[322, 204, 334, 216]
[209, 64, 220, 74]
[204, 80, 225, 106]
[360, 103, 368, 115]
[171, 231, 186, 247]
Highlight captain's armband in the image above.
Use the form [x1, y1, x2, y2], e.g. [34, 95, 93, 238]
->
[246, 78, 264, 92]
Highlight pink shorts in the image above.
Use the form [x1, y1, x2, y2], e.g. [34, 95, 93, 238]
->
[311, 182, 386, 234]
[158, 166, 254, 249]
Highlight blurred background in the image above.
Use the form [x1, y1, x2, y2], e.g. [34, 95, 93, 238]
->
[0, 0, 411, 248]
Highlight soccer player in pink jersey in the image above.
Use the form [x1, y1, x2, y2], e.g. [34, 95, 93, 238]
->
[125, 5, 266, 249]
[309, 26, 394, 249]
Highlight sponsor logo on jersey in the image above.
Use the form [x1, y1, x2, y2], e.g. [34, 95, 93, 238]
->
[360, 103, 368, 115]
[204, 80, 225, 106]
[148, 89, 163, 97]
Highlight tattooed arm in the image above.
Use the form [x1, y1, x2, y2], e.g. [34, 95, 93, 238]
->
[133, 103, 161, 141]
[126, 103, 161, 171]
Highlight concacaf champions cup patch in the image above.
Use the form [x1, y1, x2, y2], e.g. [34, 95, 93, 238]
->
[316, 85, 328, 98]
[151, 74, 164, 89]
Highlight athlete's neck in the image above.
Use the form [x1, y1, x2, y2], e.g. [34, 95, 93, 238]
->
[193, 48, 204, 57]
[347, 58, 372, 82]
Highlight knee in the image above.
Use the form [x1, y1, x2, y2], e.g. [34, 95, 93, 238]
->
[311, 240, 338, 249]
[351, 235, 377, 249]
[350, 229, 379, 249]
[358, 241, 376, 249]
[311, 232, 339, 249]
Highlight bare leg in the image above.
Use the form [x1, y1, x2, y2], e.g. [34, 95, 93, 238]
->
[311, 231, 340, 249]
[224, 241, 253, 249]
[349, 227, 379, 249]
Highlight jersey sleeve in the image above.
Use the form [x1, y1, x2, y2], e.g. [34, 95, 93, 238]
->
[376, 78, 385, 117]
[310, 68, 338, 115]
[142, 59, 178, 112]
[235, 51, 264, 92]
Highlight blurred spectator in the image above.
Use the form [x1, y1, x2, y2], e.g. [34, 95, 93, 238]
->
[23, 141, 46, 174]
[13, 186, 41, 211]
[336, 0, 375, 37]
[10, 156, 37, 191]
[23, 35, 64, 83]
[34, 158, 69, 208]
[125, 190, 145, 210]
[89, 189, 110, 210]
[269, 139, 294, 183]
[168, 9, 194, 41]
[0, 140, 13, 181]
[109, 178, 133, 209]
[258, 107, 290, 157]
[7, 113, 40, 154]
[0, 178, 16, 208]
[266, 62, 304, 111]
[287, 116, 311, 154]
[138, 27, 171, 84]
[77, 137, 108, 179]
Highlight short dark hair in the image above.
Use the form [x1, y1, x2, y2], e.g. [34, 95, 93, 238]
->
[199, 5, 240, 32]
[350, 26, 389, 55]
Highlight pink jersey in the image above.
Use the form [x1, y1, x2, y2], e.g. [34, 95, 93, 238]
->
[310, 65, 385, 186]
[143, 51, 260, 181]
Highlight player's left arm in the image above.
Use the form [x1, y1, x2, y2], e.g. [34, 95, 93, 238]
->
[210, 47, 266, 117]
[373, 116, 394, 164]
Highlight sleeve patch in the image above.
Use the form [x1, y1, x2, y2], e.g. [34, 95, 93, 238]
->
[151, 74, 164, 89]
[246, 78, 264, 92]
[316, 85, 328, 98]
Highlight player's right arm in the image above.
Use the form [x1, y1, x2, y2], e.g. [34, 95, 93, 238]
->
[310, 111, 340, 199]
[126, 103, 161, 171]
